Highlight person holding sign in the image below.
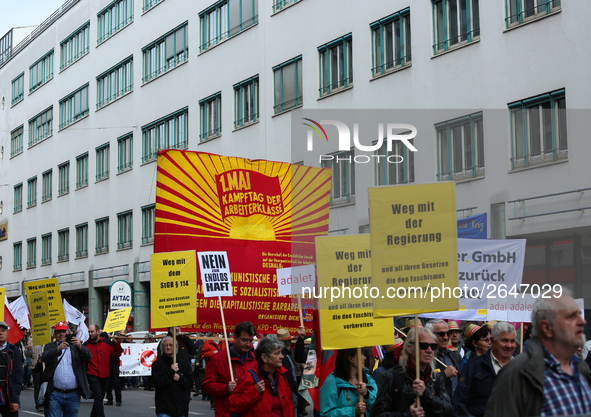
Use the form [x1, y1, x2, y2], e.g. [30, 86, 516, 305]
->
[372, 327, 452, 417]
[42, 321, 91, 417]
[152, 336, 193, 417]
[228, 336, 294, 417]
[83, 325, 122, 417]
[202, 322, 257, 417]
[319, 348, 377, 417]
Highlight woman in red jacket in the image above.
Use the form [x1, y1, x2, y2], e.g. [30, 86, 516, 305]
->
[229, 336, 294, 417]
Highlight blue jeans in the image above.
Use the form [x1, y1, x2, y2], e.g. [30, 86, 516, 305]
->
[48, 390, 80, 417]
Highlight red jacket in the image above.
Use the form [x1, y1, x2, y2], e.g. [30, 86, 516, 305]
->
[202, 347, 256, 417]
[229, 366, 294, 417]
[202, 340, 226, 361]
[83, 338, 122, 378]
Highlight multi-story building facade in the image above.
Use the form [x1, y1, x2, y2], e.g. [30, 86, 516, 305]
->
[1, 0, 590, 331]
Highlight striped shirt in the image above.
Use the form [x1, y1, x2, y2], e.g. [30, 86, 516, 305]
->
[541, 346, 591, 416]
[53, 345, 78, 390]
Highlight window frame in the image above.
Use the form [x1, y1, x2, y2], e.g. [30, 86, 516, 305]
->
[432, 0, 480, 55]
[436, 112, 485, 181]
[10, 125, 23, 158]
[58, 228, 69, 262]
[143, 0, 164, 13]
[95, 217, 110, 254]
[41, 233, 52, 266]
[273, 56, 303, 114]
[75, 223, 88, 258]
[509, 89, 567, 170]
[97, 0, 134, 45]
[96, 143, 110, 182]
[272, 0, 299, 13]
[96, 56, 133, 109]
[59, 83, 89, 130]
[14, 183, 23, 213]
[370, 8, 411, 78]
[28, 107, 53, 148]
[142, 22, 188, 84]
[117, 132, 133, 173]
[320, 149, 356, 206]
[505, 0, 561, 29]
[13, 241, 22, 271]
[11, 72, 24, 106]
[60, 21, 90, 71]
[58, 161, 70, 196]
[318, 34, 353, 97]
[142, 204, 155, 244]
[199, 92, 222, 141]
[375, 138, 416, 186]
[27, 176, 37, 208]
[233, 76, 259, 129]
[117, 210, 133, 250]
[29, 49, 54, 93]
[141, 107, 188, 163]
[42, 169, 53, 202]
[199, 0, 258, 53]
[27, 238, 37, 268]
[76, 152, 89, 189]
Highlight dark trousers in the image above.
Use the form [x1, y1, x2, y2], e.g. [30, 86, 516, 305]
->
[0, 404, 17, 417]
[105, 363, 121, 403]
[33, 370, 43, 407]
[88, 375, 109, 417]
[193, 366, 204, 391]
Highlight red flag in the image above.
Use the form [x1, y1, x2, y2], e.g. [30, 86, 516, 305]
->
[4, 306, 24, 345]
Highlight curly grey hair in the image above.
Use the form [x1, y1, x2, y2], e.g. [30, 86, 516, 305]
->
[491, 322, 515, 341]
[255, 335, 284, 365]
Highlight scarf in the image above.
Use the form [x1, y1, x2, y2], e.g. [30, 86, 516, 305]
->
[406, 357, 431, 383]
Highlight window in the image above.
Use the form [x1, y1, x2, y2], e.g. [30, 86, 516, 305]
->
[199, 93, 221, 141]
[27, 176, 37, 208]
[272, 0, 298, 13]
[199, 0, 258, 52]
[76, 153, 89, 189]
[141, 107, 188, 163]
[233, 76, 258, 129]
[273, 56, 302, 114]
[437, 113, 484, 181]
[13, 183, 22, 213]
[509, 89, 567, 169]
[96, 143, 110, 181]
[58, 229, 69, 261]
[28, 107, 53, 147]
[11, 72, 24, 106]
[42, 169, 52, 202]
[142, 204, 155, 244]
[96, 56, 133, 109]
[321, 149, 355, 206]
[29, 49, 54, 93]
[117, 133, 133, 173]
[371, 9, 411, 78]
[318, 34, 352, 97]
[96, 217, 109, 254]
[27, 238, 36, 268]
[13, 242, 22, 271]
[506, 0, 560, 28]
[118, 211, 133, 249]
[97, 0, 133, 44]
[60, 21, 90, 71]
[143, 0, 164, 13]
[59, 84, 89, 129]
[375, 138, 415, 185]
[10, 125, 23, 157]
[432, 0, 480, 55]
[142, 22, 188, 84]
[58, 162, 70, 196]
[75, 223, 88, 258]
[41, 233, 52, 265]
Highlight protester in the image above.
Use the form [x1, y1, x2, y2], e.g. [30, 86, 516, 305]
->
[452, 322, 515, 417]
[163, 327, 200, 366]
[426, 320, 460, 399]
[229, 336, 294, 417]
[152, 336, 193, 417]
[447, 321, 464, 359]
[373, 338, 404, 385]
[319, 347, 377, 417]
[31, 344, 43, 411]
[485, 292, 591, 417]
[201, 334, 224, 407]
[21, 329, 33, 389]
[202, 322, 257, 416]
[0, 321, 23, 417]
[372, 327, 452, 417]
[277, 327, 307, 416]
[42, 321, 91, 417]
[102, 331, 122, 406]
[460, 325, 491, 368]
[83, 325, 122, 417]
[143, 334, 155, 392]
[193, 334, 205, 398]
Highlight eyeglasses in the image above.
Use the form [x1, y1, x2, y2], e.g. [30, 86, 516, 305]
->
[418, 342, 437, 351]
[436, 331, 450, 338]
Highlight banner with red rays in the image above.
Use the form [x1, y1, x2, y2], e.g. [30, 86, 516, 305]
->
[153, 150, 332, 334]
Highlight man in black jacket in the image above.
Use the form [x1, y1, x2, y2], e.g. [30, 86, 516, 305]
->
[277, 327, 307, 416]
[152, 336, 193, 417]
[426, 320, 460, 399]
[42, 321, 92, 417]
[0, 321, 23, 417]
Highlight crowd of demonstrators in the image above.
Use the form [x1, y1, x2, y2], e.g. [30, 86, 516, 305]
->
[425, 320, 460, 399]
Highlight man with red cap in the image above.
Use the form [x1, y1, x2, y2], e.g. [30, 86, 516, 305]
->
[83, 325, 122, 417]
[42, 321, 91, 417]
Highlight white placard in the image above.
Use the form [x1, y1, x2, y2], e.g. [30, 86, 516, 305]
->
[198, 251, 233, 297]
[276, 264, 316, 296]
[119, 343, 158, 376]
[110, 280, 132, 309]
[506, 293, 537, 322]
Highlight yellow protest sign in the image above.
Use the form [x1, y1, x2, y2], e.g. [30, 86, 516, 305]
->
[0, 288, 5, 322]
[151, 250, 197, 328]
[24, 278, 66, 325]
[103, 307, 132, 333]
[369, 183, 459, 317]
[29, 291, 51, 346]
[314, 234, 394, 350]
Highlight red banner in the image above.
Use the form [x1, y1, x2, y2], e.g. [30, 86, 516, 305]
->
[153, 151, 332, 334]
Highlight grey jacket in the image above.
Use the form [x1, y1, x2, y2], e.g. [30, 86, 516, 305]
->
[484, 337, 591, 417]
[42, 341, 92, 402]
